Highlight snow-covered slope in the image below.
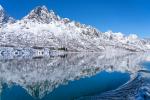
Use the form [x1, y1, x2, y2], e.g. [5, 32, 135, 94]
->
[0, 5, 149, 52]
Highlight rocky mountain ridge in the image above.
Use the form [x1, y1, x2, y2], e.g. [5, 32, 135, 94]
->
[0, 5, 150, 52]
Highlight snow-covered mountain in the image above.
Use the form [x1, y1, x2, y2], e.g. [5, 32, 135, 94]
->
[0, 5, 15, 25]
[23, 6, 60, 23]
[0, 5, 150, 52]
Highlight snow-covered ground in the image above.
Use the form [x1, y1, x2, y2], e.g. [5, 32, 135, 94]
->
[0, 5, 150, 52]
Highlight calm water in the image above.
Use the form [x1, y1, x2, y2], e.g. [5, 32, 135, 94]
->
[1, 71, 130, 100]
[43, 71, 130, 100]
[0, 52, 150, 100]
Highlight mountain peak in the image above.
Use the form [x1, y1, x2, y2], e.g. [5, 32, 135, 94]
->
[0, 5, 15, 25]
[0, 5, 4, 10]
[23, 5, 59, 23]
[34, 5, 49, 14]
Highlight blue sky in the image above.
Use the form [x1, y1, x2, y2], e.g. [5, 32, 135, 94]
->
[0, 0, 150, 38]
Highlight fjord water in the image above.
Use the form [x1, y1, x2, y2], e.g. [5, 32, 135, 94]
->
[1, 71, 130, 100]
[42, 71, 130, 100]
[0, 52, 150, 100]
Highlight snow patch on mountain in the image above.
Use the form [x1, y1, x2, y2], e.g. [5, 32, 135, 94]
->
[0, 5, 3, 10]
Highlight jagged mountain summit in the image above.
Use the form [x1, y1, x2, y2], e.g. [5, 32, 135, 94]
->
[23, 6, 60, 23]
[0, 5, 15, 25]
[0, 5, 150, 52]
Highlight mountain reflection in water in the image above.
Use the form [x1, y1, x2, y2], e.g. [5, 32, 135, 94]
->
[0, 52, 150, 100]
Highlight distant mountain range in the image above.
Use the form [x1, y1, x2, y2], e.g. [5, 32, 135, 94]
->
[0, 5, 150, 52]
